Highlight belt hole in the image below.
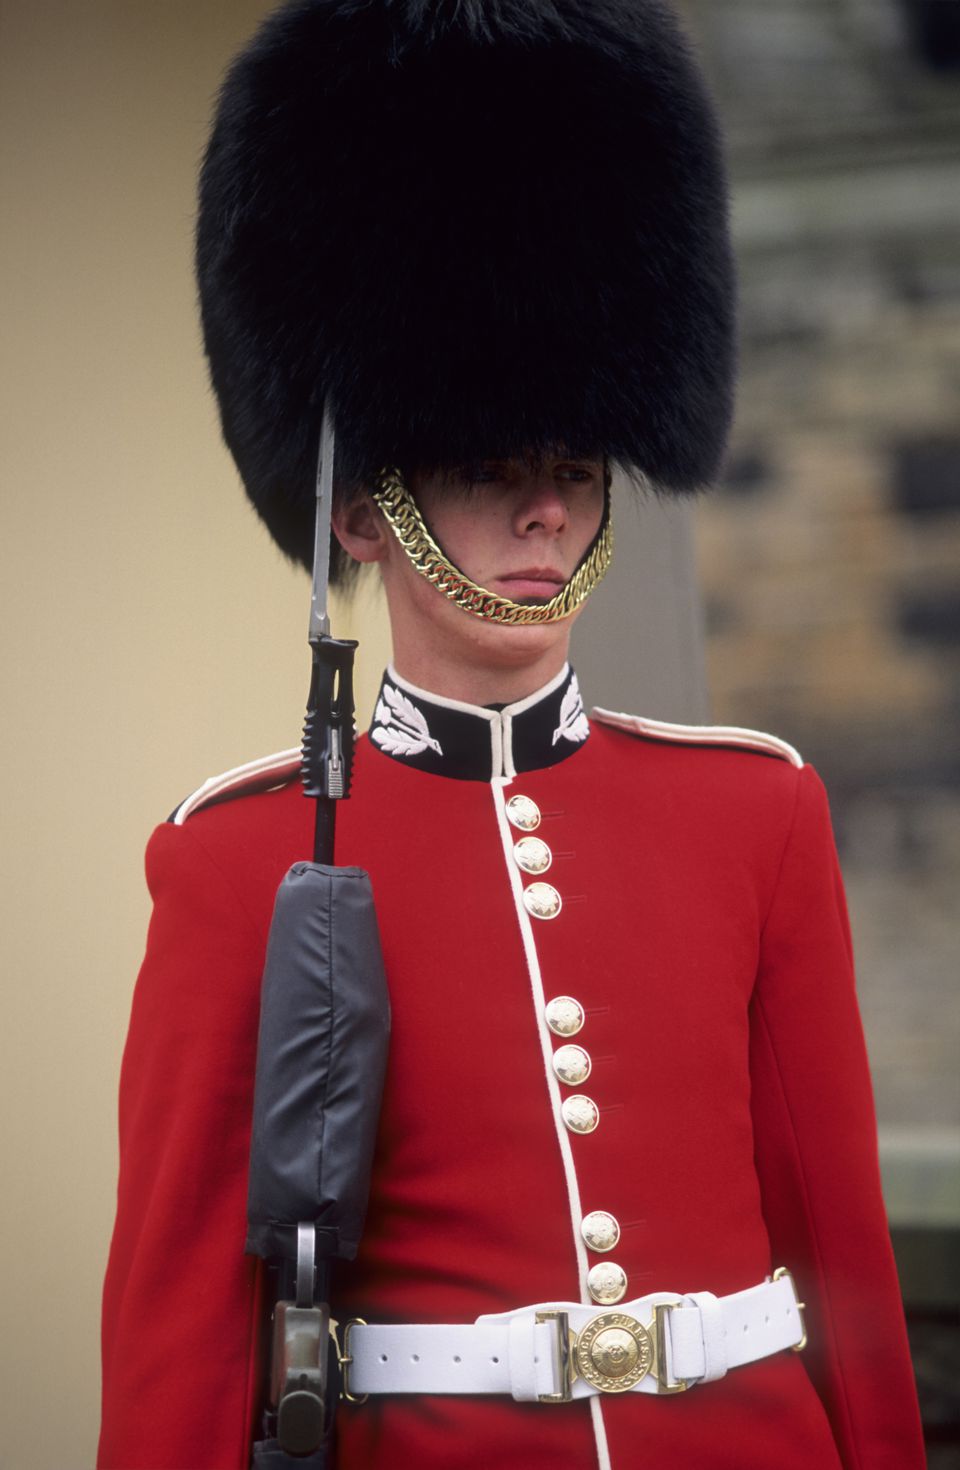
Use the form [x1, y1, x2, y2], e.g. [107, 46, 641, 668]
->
[379, 1353, 389, 1362]
[491, 1356, 499, 1363]
[764, 1315, 770, 1324]
[453, 1355, 462, 1364]
[411, 1354, 420, 1363]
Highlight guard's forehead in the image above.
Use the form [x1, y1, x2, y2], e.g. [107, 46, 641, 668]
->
[419, 447, 607, 483]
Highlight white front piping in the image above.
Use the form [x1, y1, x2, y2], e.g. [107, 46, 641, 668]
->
[490, 777, 611, 1470]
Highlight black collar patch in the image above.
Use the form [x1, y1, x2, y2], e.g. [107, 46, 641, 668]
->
[369, 665, 589, 780]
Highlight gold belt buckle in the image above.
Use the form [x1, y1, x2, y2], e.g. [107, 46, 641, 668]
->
[651, 1301, 690, 1394]
[536, 1304, 689, 1402]
[773, 1266, 807, 1352]
[334, 1317, 369, 1404]
[535, 1311, 575, 1403]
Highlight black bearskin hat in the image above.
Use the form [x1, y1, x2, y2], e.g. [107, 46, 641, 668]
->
[197, 0, 736, 583]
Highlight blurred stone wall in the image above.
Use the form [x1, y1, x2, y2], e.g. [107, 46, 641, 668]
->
[679, 0, 960, 1219]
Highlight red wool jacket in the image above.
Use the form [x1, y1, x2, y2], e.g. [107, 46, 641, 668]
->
[99, 670, 923, 1470]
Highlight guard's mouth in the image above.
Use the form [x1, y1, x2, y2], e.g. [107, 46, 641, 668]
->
[495, 568, 566, 602]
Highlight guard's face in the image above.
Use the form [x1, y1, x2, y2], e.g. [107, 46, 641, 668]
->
[413, 457, 606, 607]
[333, 456, 606, 699]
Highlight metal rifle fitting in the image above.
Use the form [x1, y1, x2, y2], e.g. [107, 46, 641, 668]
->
[272, 1224, 330, 1456]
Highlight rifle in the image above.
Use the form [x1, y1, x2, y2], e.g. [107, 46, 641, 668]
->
[245, 409, 391, 1464]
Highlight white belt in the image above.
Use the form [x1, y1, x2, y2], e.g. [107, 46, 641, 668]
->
[341, 1269, 806, 1402]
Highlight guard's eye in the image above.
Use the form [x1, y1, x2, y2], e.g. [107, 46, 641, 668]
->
[556, 463, 602, 483]
[470, 463, 508, 484]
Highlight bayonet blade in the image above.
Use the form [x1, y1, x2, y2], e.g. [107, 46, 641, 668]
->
[309, 403, 336, 640]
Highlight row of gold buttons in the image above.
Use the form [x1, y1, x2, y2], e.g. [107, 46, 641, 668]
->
[506, 794, 563, 921]
[507, 793, 627, 1308]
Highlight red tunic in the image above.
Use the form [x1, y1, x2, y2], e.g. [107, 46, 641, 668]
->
[98, 676, 923, 1470]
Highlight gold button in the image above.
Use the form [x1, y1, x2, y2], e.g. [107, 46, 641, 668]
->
[581, 1211, 621, 1253]
[544, 996, 585, 1037]
[552, 1044, 591, 1086]
[522, 882, 561, 921]
[506, 794, 541, 831]
[587, 1261, 628, 1305]
[561, 1094, 599, 1135]
[513, 836, 552, 874]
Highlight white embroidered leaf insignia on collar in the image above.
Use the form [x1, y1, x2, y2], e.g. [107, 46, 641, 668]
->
[372, 683, 444, 758]
[552, 676, 590, 746]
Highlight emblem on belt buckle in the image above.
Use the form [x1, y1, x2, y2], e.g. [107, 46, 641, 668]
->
[575, 1312, 653, 1393]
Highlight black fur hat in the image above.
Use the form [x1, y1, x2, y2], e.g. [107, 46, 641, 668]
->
[197, 0, 736, 582]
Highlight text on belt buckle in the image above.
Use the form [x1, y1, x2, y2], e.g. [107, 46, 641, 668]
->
[537, 1308, 683, 1401]
[577, 1311, 655, 1393]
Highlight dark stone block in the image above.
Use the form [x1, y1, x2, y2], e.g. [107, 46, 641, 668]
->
[891, 440, 960, 516]
[898, 590, 960, 646]
[899, 0, 960, 69]
[721, 448, 772, 497]
[894, 1229, 960, 1456]
[703, 596, 739, 635]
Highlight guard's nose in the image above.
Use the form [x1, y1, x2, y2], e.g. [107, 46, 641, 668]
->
[513, 478, 569, 536]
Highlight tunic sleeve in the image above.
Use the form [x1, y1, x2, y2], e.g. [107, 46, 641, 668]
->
[98, 822, 267, 1470]
[749, 764, 924, 1469]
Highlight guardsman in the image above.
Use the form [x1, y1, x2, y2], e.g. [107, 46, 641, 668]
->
[98, 2, 925, 1467]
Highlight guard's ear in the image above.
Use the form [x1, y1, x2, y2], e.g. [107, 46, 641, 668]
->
[331, 493, 390, 565]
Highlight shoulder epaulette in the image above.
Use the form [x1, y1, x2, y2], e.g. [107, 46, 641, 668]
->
[169, 748, 301, 825]
[590, 708, 803, 768]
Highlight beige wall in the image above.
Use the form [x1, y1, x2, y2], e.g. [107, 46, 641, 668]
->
[1, 4, 390, 1463]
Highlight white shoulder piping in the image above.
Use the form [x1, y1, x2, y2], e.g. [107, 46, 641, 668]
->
[590, 708, 803, 768]
[170, 748, 301, 825]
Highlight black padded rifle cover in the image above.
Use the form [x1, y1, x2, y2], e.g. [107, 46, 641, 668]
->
[246, 863, 391, 1264]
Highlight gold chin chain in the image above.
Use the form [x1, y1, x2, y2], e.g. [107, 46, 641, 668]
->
[370, 467, 613, 625]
